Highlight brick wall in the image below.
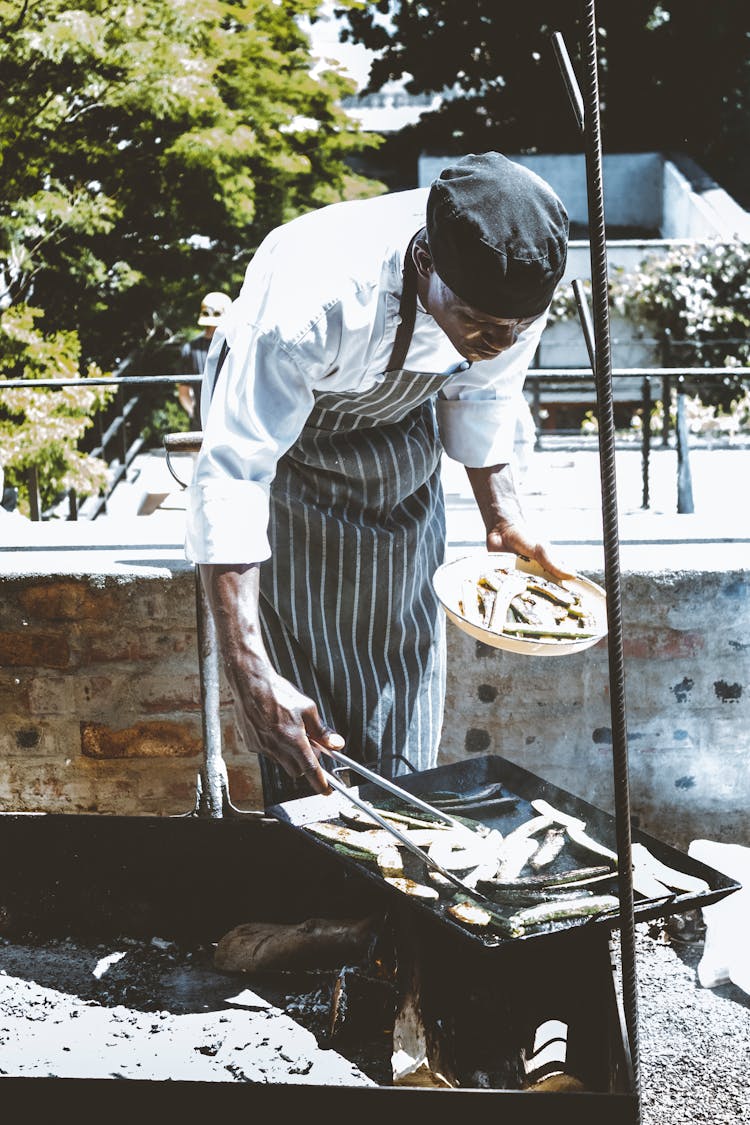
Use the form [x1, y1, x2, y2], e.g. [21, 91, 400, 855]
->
[0, 570, 263, 815]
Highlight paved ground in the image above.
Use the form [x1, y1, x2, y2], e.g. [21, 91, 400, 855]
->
[441, 441, 750, 550]
[95, 439, 750, 553]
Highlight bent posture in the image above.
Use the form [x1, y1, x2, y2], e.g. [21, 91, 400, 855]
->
[185, 153, 571, 804]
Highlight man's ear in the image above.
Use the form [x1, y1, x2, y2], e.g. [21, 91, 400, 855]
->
[412, 235, 434, 281]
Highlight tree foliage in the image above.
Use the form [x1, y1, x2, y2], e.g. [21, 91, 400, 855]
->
[0, 304, 114, 514]
[0, 0, 379, 368]
[337, 1, 750, 209]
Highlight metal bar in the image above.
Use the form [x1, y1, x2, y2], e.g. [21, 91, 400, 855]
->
[27, 465, 41, 522]
[68, 488, 78, 522]
[573, 278, 597, 369]
[641, 377, 651, 509]
[530, 380, 543, 449]
[509, 367, 736, 378]
[661, 374, 672, 447]
[194, 567, 226, 817]
[551, 31, 585, 132]
[119, 387, 128, 467]
[576, 5, 642, 1112]
[676, 378, 695, 514]
[0, 368, 739, 390]
[662, 332, 673, 446]
[0, 375, 203, 388]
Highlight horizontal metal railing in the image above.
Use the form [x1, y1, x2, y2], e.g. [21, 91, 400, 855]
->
[1, 367, 746, 519]
[525, 366, 747, 512]
[2, 373, 202, 522]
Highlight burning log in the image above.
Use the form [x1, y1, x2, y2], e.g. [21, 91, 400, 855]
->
[327, 965, 396, 1047]
[390, 907, 458, 1088]
[214, 915, 378, 974]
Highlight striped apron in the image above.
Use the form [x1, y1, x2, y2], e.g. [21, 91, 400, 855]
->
[258, 245, 451, 805]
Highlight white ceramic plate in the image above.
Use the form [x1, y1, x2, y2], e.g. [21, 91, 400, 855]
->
[433, 552, 608, 656]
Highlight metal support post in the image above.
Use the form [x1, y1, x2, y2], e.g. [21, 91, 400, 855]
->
[163, 432, 262, 820]
[531, 379, 543, 450]
[676, 377, 695, 514]
[661, 333, 672, 447]
[553, 16, 642, 1118]
[27, 465, 41, 522]
[194, 566, 227, 817]
[641, 377, 651, 510]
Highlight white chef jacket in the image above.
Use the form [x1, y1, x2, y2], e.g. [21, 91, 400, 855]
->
[185, 188, 547, 565]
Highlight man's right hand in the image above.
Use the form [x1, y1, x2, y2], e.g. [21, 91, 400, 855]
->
[199, 562, 342, 795]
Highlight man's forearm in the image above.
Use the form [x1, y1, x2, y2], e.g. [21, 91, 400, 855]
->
[198, 562, 268, 677]
[465, 462, 523, 538]
[198, 561, 340, 791]
[464, 463, 575, 580]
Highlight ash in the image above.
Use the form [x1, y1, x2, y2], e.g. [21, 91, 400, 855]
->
[0, 934, 374, 1086]
[0, 926, 748, 1121]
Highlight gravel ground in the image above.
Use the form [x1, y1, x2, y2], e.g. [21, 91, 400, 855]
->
[0, 921, 748, 1119]
[631, 923, 749, 1124]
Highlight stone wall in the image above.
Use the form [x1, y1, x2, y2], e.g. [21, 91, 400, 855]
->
[439, 564, 749, 850]
[1, 549, 747, 849]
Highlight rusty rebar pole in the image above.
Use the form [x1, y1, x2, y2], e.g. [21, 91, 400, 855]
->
[553, 17, 642, 1116]
[578, 5, 642, 1111]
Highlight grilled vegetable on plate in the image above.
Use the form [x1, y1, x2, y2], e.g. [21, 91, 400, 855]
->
[432, 552, 607, 656]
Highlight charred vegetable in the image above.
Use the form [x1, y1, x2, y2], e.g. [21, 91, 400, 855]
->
[457, 566, 597, 641]
[385, 877, 440, 900]
[508, 894, 619, 930]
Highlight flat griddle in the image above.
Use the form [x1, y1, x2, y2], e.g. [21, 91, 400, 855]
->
[269, 754, 740, 951]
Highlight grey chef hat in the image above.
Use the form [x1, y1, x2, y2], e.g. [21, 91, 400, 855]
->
[426, 152, 569, 319]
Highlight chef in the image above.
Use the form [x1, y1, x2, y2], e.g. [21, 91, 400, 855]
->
[185, 152, 571, 805]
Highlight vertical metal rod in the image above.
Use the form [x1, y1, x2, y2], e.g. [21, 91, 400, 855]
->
[531, 380, 543, 450]
[578, 4, 641, 1112]
[194, 567, 226, 817]
[676, 377, 695, 514]
[661, 375, 672, 446]
[661, 333, 672, 447]
[572, 279, 597, 369]
[119, 387, 128, 467]
[27, 465, 41, 522]
[641, 377, 651, 510]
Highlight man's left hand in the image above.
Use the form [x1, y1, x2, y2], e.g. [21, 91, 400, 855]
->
[465, 462, 576, 582]
[486, 520, 576, 582]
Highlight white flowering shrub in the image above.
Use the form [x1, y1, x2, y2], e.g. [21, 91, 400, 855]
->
[549, 238, 750, 418]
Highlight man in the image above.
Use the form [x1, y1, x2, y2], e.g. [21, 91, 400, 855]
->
[178, 291, 232, 420]
[185, 152, 571, 805]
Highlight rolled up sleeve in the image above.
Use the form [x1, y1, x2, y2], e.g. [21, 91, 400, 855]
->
[184, 325, 318, 564]
[185, 478, 272, 563]
[436, 313, 546, 468]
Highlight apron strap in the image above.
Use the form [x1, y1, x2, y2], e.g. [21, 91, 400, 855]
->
[208, 337, 230, 405]
[211, 230, 421, 403]
[385, 232, 419, 373]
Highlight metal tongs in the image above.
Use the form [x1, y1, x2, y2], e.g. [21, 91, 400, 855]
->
[320, 748, 496, 906]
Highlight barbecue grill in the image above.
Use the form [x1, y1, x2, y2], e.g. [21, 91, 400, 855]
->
[269, 755, 738, 952]
[0, 808, 642, 1118]
[0, 6, 737, 1121]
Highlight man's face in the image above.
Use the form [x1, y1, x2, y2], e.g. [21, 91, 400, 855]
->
[423, 268, 543, 362]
